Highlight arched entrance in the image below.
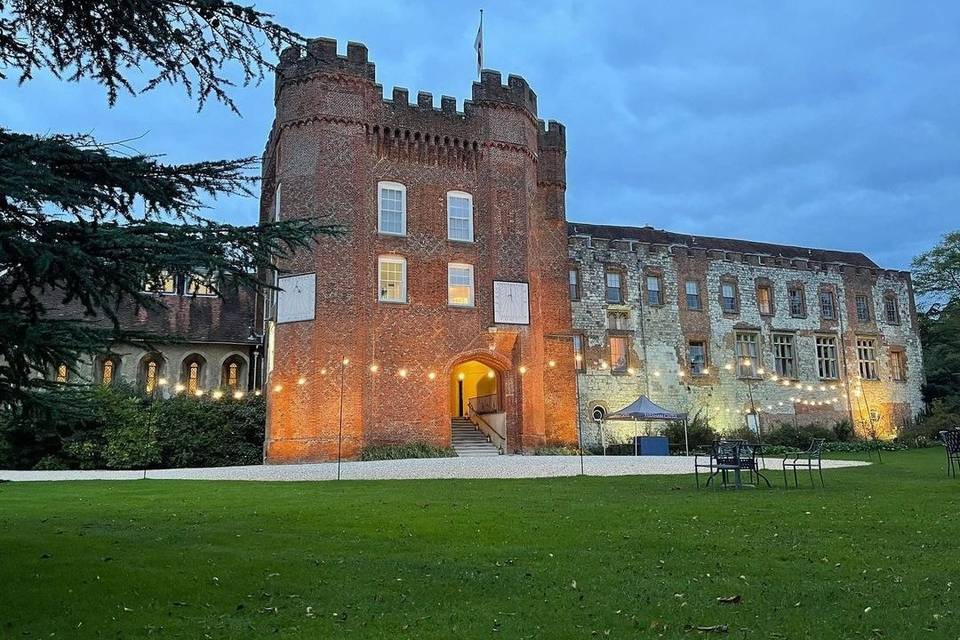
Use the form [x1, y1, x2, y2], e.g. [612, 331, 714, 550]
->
[450, 360, 499, 417]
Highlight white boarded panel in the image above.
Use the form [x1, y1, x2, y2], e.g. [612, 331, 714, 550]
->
[493, 280, 530, 325]
[277, 273, 316, 323]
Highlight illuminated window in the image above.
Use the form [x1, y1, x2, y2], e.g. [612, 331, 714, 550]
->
[856, 338, 878, 380]
[100, 358, 117, 386]
[756, 285, 772, 315]
[378, 256, 407, 303]
[378, 181, 406, 235]
[447, 263, 474, 307]
[572, 334, 585, 371]
[688, 341, 707, 375]
[646, 275, 662, 306]
[735, 332, 758, 378]
[227, 363, 239, 388]
[569, 268, 580, 300]
[820, 290, 836, 320]
[188, 363, 200, 394]
[186, 271, 216, 296]
[446, 191, 473, 242]
[855, 295, 871, 323]
[816, 336, 839, 380]
[721, 281, 738, 313]
[772, 333, 797, 379]
[182, 355, 206, 394]
[685, 281, 701, 310]
[884, 294, 900, 324]
[788, 286, 806, 317]
[144, 271, 177, 294]
[143, 360, 158, 393]
[609, 336, 628, 373]
[55, 364, 68, 383]
[604, 270, 623, 303]
[890, 350, 907, 381]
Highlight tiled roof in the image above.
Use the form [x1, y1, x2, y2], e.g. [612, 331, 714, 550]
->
[567, 222, 880, 269]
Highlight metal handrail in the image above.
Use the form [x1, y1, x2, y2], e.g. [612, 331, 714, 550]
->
[468, 393, 499, 414]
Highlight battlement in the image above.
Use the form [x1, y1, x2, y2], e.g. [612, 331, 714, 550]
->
[278, 37, 375, 81]
[471, 70, 538, 116]
[538, 119, 565, 150]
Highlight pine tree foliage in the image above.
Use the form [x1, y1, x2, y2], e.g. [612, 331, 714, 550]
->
[0, 1, 339, 416]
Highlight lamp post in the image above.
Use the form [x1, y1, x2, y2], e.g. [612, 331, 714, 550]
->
[337, 356, 348, 481]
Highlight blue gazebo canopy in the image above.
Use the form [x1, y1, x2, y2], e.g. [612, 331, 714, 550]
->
[606, 395, 687, 421]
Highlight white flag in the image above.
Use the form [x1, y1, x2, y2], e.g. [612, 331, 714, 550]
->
[474, 11, 483, 76]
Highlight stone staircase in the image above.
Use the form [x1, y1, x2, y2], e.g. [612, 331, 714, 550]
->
[451, 418, 501, 457]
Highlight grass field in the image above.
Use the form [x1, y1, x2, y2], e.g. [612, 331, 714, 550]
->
[1, 449, 958, 639]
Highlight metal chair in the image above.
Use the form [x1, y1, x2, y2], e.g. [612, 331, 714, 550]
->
[939, 429, 960, 478]
[695, 440, 747, 489]
[782, 438, 825, 488]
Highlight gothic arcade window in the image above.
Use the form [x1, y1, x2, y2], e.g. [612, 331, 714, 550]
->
[182, 355, 206, 395]
[222, 355, 246, 390]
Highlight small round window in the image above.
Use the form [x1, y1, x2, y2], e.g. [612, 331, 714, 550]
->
[591, 405, 607, 422]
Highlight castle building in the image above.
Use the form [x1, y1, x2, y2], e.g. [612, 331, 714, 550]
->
[257, 38, 922, 461]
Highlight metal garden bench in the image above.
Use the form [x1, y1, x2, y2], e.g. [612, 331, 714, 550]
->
[939, 429, 960, 478]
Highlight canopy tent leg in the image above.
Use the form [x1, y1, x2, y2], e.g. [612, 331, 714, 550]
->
[684, 419, 689, 456]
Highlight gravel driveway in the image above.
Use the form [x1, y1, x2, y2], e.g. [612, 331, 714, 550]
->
[0, 455, 868, 482]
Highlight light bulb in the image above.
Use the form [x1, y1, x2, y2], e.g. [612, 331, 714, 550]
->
[273, 384, 283, 393]
[398, 368, 408, 378]
[369, 364, 379, 373]
[342, 357, 350, 366]
[297, 377, 306, 385]
[233, 391, 244, 400]
[458, 372, 465, 381]
[519, 366, 527, 375]
[548, 360, 556, 368]
[486, 370, 494, 379]
[194, 390, 204, 397]
[212, 390, 223, 400]
[428, 371, 437, 380]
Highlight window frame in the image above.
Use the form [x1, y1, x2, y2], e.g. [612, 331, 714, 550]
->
[144, 270, 178, 295]
[446, 190, 474, 242]
[604, 268, 624, 304]
[772, 333, 798, 379]
[186, 270, 217, 297]
[787, 286, 807, 318]
[377, 181, 407, 236]
[568, 267, 580, 301]
[890, 349, 907, 382]
[855, 294, 871, 323]
[734, 331, 759, 378]
[815, 335, 840, 380]
[685, 280, 702, 310]
[572, 334, 586, 371]
[721, 280, 739, 314]
[645, 274, 663, 307]
[819, 289, 836, 320]
[688, 340, 707, 376]
[609, 335, 629, 374]
[447, 263, 475, 307]
[377, 255, 408, 303]
[756, 285, 773, 316]
[884, 294, 900, 325]
[856, 337, 879, 380]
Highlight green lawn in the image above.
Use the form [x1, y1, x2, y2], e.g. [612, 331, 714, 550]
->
[1, 450, 957, 639]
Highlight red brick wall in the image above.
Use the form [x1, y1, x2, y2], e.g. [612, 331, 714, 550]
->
[261, 39, 578, 462]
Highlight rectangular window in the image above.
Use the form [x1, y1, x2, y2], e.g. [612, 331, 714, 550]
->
[605, 270, 623, 303]
[884, 295, 900, 324]
[378, 256, 407, 303]
[685, 281, 701, 310]
[820, 290, 836, 320]
[646, 275, 662, 306]
[274, 183, 281, 221]
[447, 191, 474, 242]
[816, 336, 839, 380]
[890, 350, 906, 381]
[788, 286, 806, 317]
[756, 286, 772, 315]
[735, 332, 759, 377]
[186, 272, 215, 296]
[609, 336, 628, 373]
[568, 269, 580, 300]
[448, 263, 475, 307]
[144, 271, 177, 294]
[572, 334, 585, 371]
[856, 338, 878, 380]
[688, 341, 707, 375]
[721, 282, 738, 313]
[772, 333, 797, 379]
[855, 295, 871, 322]
[378, 181, 406, 235]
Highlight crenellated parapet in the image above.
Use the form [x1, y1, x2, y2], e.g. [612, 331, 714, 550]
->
[278, 37, 375, 82]
[471, 70, 538, 117]
[538, 120, 565, 152]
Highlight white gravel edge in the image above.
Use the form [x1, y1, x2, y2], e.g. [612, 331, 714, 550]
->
[0, 456, 869, 482]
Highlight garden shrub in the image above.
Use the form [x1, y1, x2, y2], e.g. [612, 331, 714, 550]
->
[359, 442, 455, 461]
[832, 419, 854, 442]
[663, 412, 717, 449]
[533, 443, 582, 455]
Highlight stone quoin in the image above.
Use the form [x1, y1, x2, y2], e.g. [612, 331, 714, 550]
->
[258, 38, 923, 462]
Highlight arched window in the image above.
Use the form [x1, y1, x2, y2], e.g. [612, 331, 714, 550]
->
[139, 354, 164, 394]
[181, 354, 206, 395]
[55, 364, 69, 383]
[221, 355, 246, 390]
[97, 355, 121, 386]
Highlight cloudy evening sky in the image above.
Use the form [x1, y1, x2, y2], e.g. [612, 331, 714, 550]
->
[2, 1, 957, 270]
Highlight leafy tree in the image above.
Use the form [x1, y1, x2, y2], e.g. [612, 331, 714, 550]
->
[0, 1, 337, 417]
[913, 231, 960, 424]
